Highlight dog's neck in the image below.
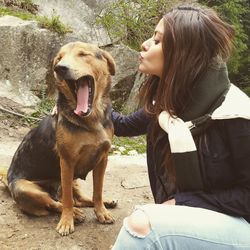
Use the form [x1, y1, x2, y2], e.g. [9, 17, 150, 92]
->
[57, 93, 112, 131]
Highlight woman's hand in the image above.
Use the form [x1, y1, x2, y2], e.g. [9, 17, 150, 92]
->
[162, 198, 176, 205]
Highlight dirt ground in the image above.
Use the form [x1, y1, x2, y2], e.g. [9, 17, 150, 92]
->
[0, 100, 153, 250]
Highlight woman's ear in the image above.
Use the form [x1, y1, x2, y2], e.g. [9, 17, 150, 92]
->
[101, 50, 116, 76]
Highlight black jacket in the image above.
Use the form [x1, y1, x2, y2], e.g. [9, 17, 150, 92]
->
[111, 108, 250, 222]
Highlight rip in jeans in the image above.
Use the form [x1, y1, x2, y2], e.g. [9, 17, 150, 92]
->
[123, 208, 152, 239]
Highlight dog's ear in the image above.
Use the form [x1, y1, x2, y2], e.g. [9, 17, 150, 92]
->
[101, 50, 116, 76]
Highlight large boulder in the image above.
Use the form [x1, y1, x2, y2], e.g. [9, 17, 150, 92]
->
[0, 15, 75, 106]
[125, 72, 147, 113]
[105, 44, 139, 111]
[0, 15, 56, 106]
[0, 15, 141, 111]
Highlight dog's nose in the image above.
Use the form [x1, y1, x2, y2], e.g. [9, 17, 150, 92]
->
[54, 64, 69, 77]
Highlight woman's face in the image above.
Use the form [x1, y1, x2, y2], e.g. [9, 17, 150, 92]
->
[139, 18, 164, 77]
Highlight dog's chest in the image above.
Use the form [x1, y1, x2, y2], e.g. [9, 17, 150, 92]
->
[56, 126, 111, 179]
[74, 138, 111, 179]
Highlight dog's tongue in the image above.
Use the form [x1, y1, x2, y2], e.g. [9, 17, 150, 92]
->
[74, 81, 89, 116]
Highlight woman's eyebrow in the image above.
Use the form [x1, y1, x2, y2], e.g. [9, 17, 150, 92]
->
[154, 30, 163, 37]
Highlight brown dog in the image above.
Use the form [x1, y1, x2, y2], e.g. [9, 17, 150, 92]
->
[7, 42, 117, 236]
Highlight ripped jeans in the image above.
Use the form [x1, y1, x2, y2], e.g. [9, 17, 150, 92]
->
[112, 204, 250, 250]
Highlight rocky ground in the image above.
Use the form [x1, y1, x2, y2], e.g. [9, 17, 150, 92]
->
[0, 100, 153, 250]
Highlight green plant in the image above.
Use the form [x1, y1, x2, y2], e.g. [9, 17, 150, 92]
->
[112, 135, 146, 155]
[22, 97, 56, 126]
[0, 6, 34, 19]
[242, 86, 250, 97]
[2, 0, 38, 14]
[96, 0, 179, 50]
[0, 6, 72, 35]
[98, 0, 249, 87]
[19, 0, 38, 14]
[198, 0, 250, 86]
[36, 12, 72, 35]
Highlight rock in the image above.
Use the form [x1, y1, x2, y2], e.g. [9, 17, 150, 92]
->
[83, 0, 116, 12]
[106, 44, 139, 111]
[0, 15, 59, 106]
[121, 173, 149, 189]
[32, 0, 114, 46]
[106, 44, 139, 88]
[0, 15, 95, 107]
[124, 71, 147, 113]
[0, 5, 140, 112]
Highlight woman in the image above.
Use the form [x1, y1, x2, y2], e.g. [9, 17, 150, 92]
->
[111, 4, 250, 250]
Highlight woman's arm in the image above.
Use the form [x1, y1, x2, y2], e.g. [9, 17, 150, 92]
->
[173, 119, 250, 220]
[111, 108, 151, 137]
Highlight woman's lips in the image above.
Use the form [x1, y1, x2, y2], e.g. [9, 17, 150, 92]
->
[139, 54, 144, 61]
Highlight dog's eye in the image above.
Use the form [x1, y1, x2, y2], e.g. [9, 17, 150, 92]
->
[53, 58, 60, 66]
[55, 56, 62, 63]
[78, 52, 87, 57]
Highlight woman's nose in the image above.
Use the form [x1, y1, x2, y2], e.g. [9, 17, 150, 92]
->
[141, 38, 152, 51]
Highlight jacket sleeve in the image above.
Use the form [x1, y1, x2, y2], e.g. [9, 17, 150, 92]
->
[174, 118, 250, 220]
[111, 108, 150, 137]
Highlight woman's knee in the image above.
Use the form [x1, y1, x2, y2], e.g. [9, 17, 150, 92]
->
[125, 209, 151, 238]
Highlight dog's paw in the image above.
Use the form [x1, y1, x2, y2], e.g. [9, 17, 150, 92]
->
[104, 199, 118, 209]
[95, 207, 115, 224]
[56, 213, 74, 236]
[73, 207, 86, 223]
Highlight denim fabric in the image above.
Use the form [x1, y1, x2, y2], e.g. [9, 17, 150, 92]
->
[112, 204, 250, 250]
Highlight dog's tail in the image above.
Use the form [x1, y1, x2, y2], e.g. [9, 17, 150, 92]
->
[0, 167, 8, 188]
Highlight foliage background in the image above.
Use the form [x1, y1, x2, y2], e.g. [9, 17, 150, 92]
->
[97, 0, 250, 93]
[198, 0, 249, 91]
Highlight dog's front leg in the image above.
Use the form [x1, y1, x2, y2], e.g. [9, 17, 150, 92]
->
[93, 156, 115, 224]
[56, 159, 75, 236]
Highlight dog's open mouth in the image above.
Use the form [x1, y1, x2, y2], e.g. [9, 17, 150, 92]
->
[70, 75, 94, 117]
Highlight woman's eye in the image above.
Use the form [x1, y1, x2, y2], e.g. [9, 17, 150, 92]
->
[154, 39, 160, 45]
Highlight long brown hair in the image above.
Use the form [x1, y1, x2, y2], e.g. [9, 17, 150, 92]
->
[140, 4, 235, 178]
